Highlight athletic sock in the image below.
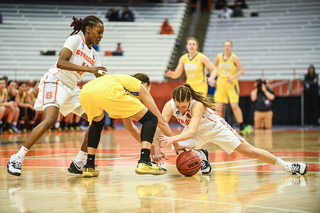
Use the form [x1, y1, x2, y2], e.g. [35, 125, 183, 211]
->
[275, 157, 290, 169]
[17, 146, 29, 158]
[140, 149, 151, 162]
[75, 150, 87, 162]
[87, 154, 95, 168]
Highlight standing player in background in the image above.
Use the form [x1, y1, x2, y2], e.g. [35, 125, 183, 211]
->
[75, 73, 173, 177]
[156, 84, 308, 176]
[7, 15, 107, 176]
[166, 37, 217, 97]
[210, 40, 246, 135]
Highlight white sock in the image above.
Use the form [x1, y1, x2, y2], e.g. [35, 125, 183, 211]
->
[12, 122, 17, 126]
[17, 146, 29, 158]
[275, 157, 290, 170]
[75, 150, 87, 162]
[55, 122, 60, 129]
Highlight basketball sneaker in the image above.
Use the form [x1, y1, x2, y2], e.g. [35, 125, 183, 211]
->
[68, 159, 86, 174]
[82, 164, 100, 178]
[284, 163, 308, 175]
[199, 149, 211, 174]
[135, 160, 167, 175]
[7, 154, 23, 176]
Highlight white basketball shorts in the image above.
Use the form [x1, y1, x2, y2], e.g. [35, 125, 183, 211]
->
[34, 72, 85, 116]
[172, 118, 245, 154]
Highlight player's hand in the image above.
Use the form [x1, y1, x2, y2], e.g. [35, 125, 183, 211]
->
[158, 134, 175, 147]
[227, 77, 233, 83]
[153, 150, 168, 166]
[88, 66, 107, 75]
[165, 70, 175, 78]
[174, 144, 192, 155]
[207, 78, 216, 87]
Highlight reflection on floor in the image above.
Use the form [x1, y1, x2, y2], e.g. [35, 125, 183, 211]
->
[0, 127, 320, 212]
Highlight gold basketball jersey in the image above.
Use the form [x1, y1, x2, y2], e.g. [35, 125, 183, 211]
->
[182, 52, 206, 86]
[218, 53, 237, 78]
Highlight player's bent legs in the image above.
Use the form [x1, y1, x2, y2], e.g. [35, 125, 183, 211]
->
[132, 108, 167, 175]
[23, 105, 59, 149]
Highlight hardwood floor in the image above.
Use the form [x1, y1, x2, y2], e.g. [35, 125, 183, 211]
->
[1, 127, 319, 213]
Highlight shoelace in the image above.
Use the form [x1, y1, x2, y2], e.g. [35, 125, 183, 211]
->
[291, 164, 300, 173]
[201, 160, 207, 169]
[12, 160, 21, 169]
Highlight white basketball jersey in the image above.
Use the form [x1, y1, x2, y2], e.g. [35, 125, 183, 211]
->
[170, 98, 220, 133]
[48, 35, 101, 88]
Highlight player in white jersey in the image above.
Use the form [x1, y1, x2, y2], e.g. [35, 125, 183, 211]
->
[7, 15, 107, 176]
[156, 84, 308, 175]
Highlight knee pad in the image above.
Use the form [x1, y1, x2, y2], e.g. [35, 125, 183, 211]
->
[88, 115, 106, 149]
[138, 110, 158, 143]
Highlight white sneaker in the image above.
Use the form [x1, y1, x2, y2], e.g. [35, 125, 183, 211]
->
[284, 163, 308, 175]
[7, 154, 23, 176]
[68, 159, 86, 174]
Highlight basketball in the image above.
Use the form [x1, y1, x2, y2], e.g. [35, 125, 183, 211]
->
[176, 151, 201, 176]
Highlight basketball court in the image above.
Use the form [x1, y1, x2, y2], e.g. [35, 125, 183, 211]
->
[1, 126, 320, 212]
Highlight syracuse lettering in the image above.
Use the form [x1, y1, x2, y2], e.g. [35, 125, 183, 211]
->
[76, 49, 94, 65]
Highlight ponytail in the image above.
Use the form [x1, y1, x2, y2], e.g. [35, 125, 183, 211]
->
[70, 15, 103, 36]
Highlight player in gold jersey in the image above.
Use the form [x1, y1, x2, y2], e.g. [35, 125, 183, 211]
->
[211, 40, 246, 135]
[166, 37, 217, 97]
[77, 73, 173, 177]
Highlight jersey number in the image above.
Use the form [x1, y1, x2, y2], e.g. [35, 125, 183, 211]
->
[77, 62, 89, 75]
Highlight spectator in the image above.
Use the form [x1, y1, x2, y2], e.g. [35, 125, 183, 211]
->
[17, 82, 34, 132]
[234, 0, 248, 9]
[303, 65, 319, 125]
[215, 0, 226, 9]
[106, 8, 119, 22]
[160, 19, 175, 34]
[6, 80, 20, 133]
[112, 42, 123, 56]
[232, 6, 243, 17]
[0, 77, 15, 134]
[120, 6, 134, 22]
[250, 79, 275, 129]
[0, 12, 2, 24]
[28, 80, 44, 129]
[219, 4, 233, 19]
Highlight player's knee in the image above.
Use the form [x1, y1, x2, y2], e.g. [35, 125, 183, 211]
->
[139, 110, 158, 143]
[92, 115, 105, 130]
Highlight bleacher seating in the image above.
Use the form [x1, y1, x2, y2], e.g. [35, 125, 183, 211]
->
[203, 0, 320, 81]
[0, 2, 187, 81]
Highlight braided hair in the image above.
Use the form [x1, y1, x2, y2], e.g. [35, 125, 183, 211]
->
[70, 15, 103, 36]
[173, 84, 216, 109]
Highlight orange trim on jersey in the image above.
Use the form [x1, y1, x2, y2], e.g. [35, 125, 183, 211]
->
[81, 36, 86, 45]
[205, 117, 217, 123]
[220, 120, 245, 142]
[53, 80, 59, 103]
[42, 74, 48, 105]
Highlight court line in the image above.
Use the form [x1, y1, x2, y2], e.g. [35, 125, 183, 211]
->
[0, 189, 312, 213]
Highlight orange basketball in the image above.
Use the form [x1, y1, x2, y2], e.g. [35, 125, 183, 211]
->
[176, 151, 201, 176]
